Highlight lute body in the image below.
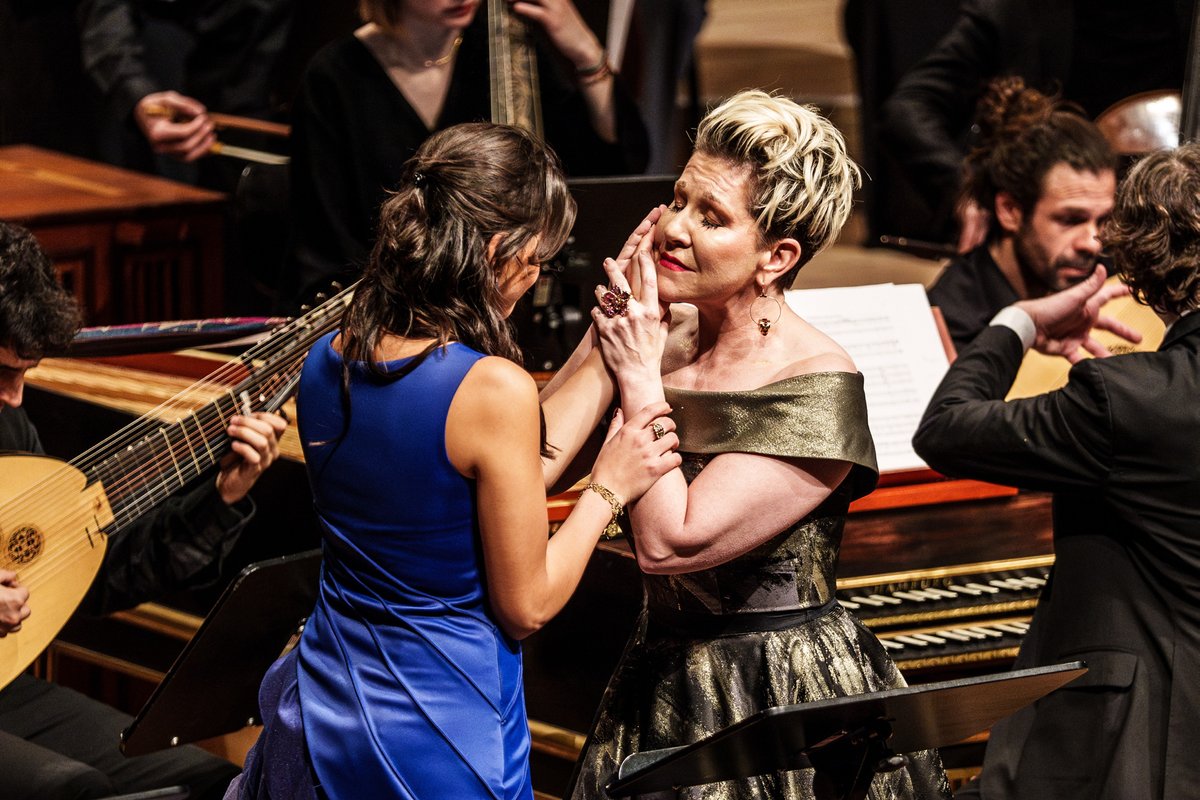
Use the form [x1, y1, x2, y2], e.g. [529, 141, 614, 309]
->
[0, 286, 354, 689]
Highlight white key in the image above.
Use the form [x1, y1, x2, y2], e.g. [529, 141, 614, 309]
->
[894, 635, 931, 647]
[912, 633, 947, 645]
[967, 626, 1005, 638]
[951, 628, 988, 640]
[948, 584, 983, 596]
[839, 598, 862, 610]
[989, 579, 1023, 591]
[936, 629, 972, 642]
[966, 582, 1001, 594]
[893, 591, 929, 602]
[881, 639, 905, 651]
[925, 587, 959, 599]
[848, 595, 886, 607]
[993, 623, 1028, 635]
[868, 594, 904, 605]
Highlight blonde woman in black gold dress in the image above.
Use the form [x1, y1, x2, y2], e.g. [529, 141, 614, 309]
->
[547, 90, 953, 799]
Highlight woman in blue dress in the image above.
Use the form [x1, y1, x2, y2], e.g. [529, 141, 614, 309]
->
[227, 122, 680, 800]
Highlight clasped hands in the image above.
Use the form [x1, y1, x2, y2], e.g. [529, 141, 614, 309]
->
[1014, 265, 1143, 363]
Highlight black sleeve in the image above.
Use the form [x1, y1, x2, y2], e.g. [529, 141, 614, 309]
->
[913, 324, 1113, 493]
[78, 0, 160, 120]
[878, 0, 1004, 218]
[78, 481, 254, 616]
[0, 408, 45, 455]
[282, 58, 371, 309]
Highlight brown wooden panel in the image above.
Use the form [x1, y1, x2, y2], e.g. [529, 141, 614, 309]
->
[0, 145, 226, 324]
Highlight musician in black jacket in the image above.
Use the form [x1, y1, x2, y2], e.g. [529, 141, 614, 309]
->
[0, 221, 287, 800]
[879, 0, 1193, 247]
[913, 143, 1200, 799]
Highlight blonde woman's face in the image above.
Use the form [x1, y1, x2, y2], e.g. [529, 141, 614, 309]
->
[654, 152, 770, 306]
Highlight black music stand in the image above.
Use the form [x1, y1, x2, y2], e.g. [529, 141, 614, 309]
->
[606, 661, 1087, 799]
[120, 549, 322, 756]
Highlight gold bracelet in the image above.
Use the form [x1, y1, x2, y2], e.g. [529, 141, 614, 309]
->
[584, 481, 624, 539]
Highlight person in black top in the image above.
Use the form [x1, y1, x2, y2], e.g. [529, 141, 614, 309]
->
[926, 79, 1117, 352]
[879, 0, 1192, 248]
[280, 0, 650, 310]
[0, 221, 288, 800]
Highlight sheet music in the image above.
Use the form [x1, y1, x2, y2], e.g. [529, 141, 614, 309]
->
[785, 284, 949, 474]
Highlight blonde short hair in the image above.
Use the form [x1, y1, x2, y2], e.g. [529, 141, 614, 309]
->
[694, 90, 860, 281]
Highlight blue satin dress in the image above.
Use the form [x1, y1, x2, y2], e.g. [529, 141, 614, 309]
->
[230, 334, 533, 800]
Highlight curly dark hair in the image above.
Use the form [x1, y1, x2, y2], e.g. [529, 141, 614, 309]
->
[1105, 142, 1200, 318]
[0, 222, 81, 358]
[964, 77, 1116, 239]
[340, 122, 575, 378]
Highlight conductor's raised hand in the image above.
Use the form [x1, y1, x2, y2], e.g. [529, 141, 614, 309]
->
[1015, 266, 1143, 363]
[590, 403, 681, 506]
[215, 411, 289, 505]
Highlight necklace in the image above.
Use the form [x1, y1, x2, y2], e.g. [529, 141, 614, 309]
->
[422, 35, 463, 68]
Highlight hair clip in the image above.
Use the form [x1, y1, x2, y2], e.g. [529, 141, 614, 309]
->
[414, 172, 427, 187]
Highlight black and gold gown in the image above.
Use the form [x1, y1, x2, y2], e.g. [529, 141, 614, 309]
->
[566, 372, 952, 799]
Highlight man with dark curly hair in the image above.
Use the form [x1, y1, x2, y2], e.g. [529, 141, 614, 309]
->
[913, 142, 1200, 800]
[0, 220, 288, 799]
[925, 78, 1117, 352]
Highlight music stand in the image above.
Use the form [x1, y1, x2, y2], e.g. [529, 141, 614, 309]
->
[120, 549, 322, 756]
[606, 661, 1086, 799]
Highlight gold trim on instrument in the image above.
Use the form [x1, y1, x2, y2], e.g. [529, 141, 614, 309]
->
[836, 554, 1055, 590]
[894, 646, 1023, 672]
[857, 599, 1039, 629]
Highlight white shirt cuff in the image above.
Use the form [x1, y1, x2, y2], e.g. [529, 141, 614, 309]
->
[989, 306, 1036, 351]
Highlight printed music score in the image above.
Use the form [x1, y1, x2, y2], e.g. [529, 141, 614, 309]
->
[785, 284, 950, 474]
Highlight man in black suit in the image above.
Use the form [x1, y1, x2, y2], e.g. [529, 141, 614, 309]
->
[913, 142, 1200, 799]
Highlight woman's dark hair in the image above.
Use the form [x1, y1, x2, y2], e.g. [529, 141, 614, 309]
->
[964, 78, 1116, 239]
[0, 222, 81, 358]
[340, 122, 575, 379]
[1105, 142, 1200, 317]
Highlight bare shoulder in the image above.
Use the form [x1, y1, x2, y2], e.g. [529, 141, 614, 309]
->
[777, 321, 857, 379]
[459, 356, 539, 406]
[447, 357, 539, 474]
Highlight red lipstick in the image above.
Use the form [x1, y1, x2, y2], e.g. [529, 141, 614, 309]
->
[658, 253, 689, 272]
